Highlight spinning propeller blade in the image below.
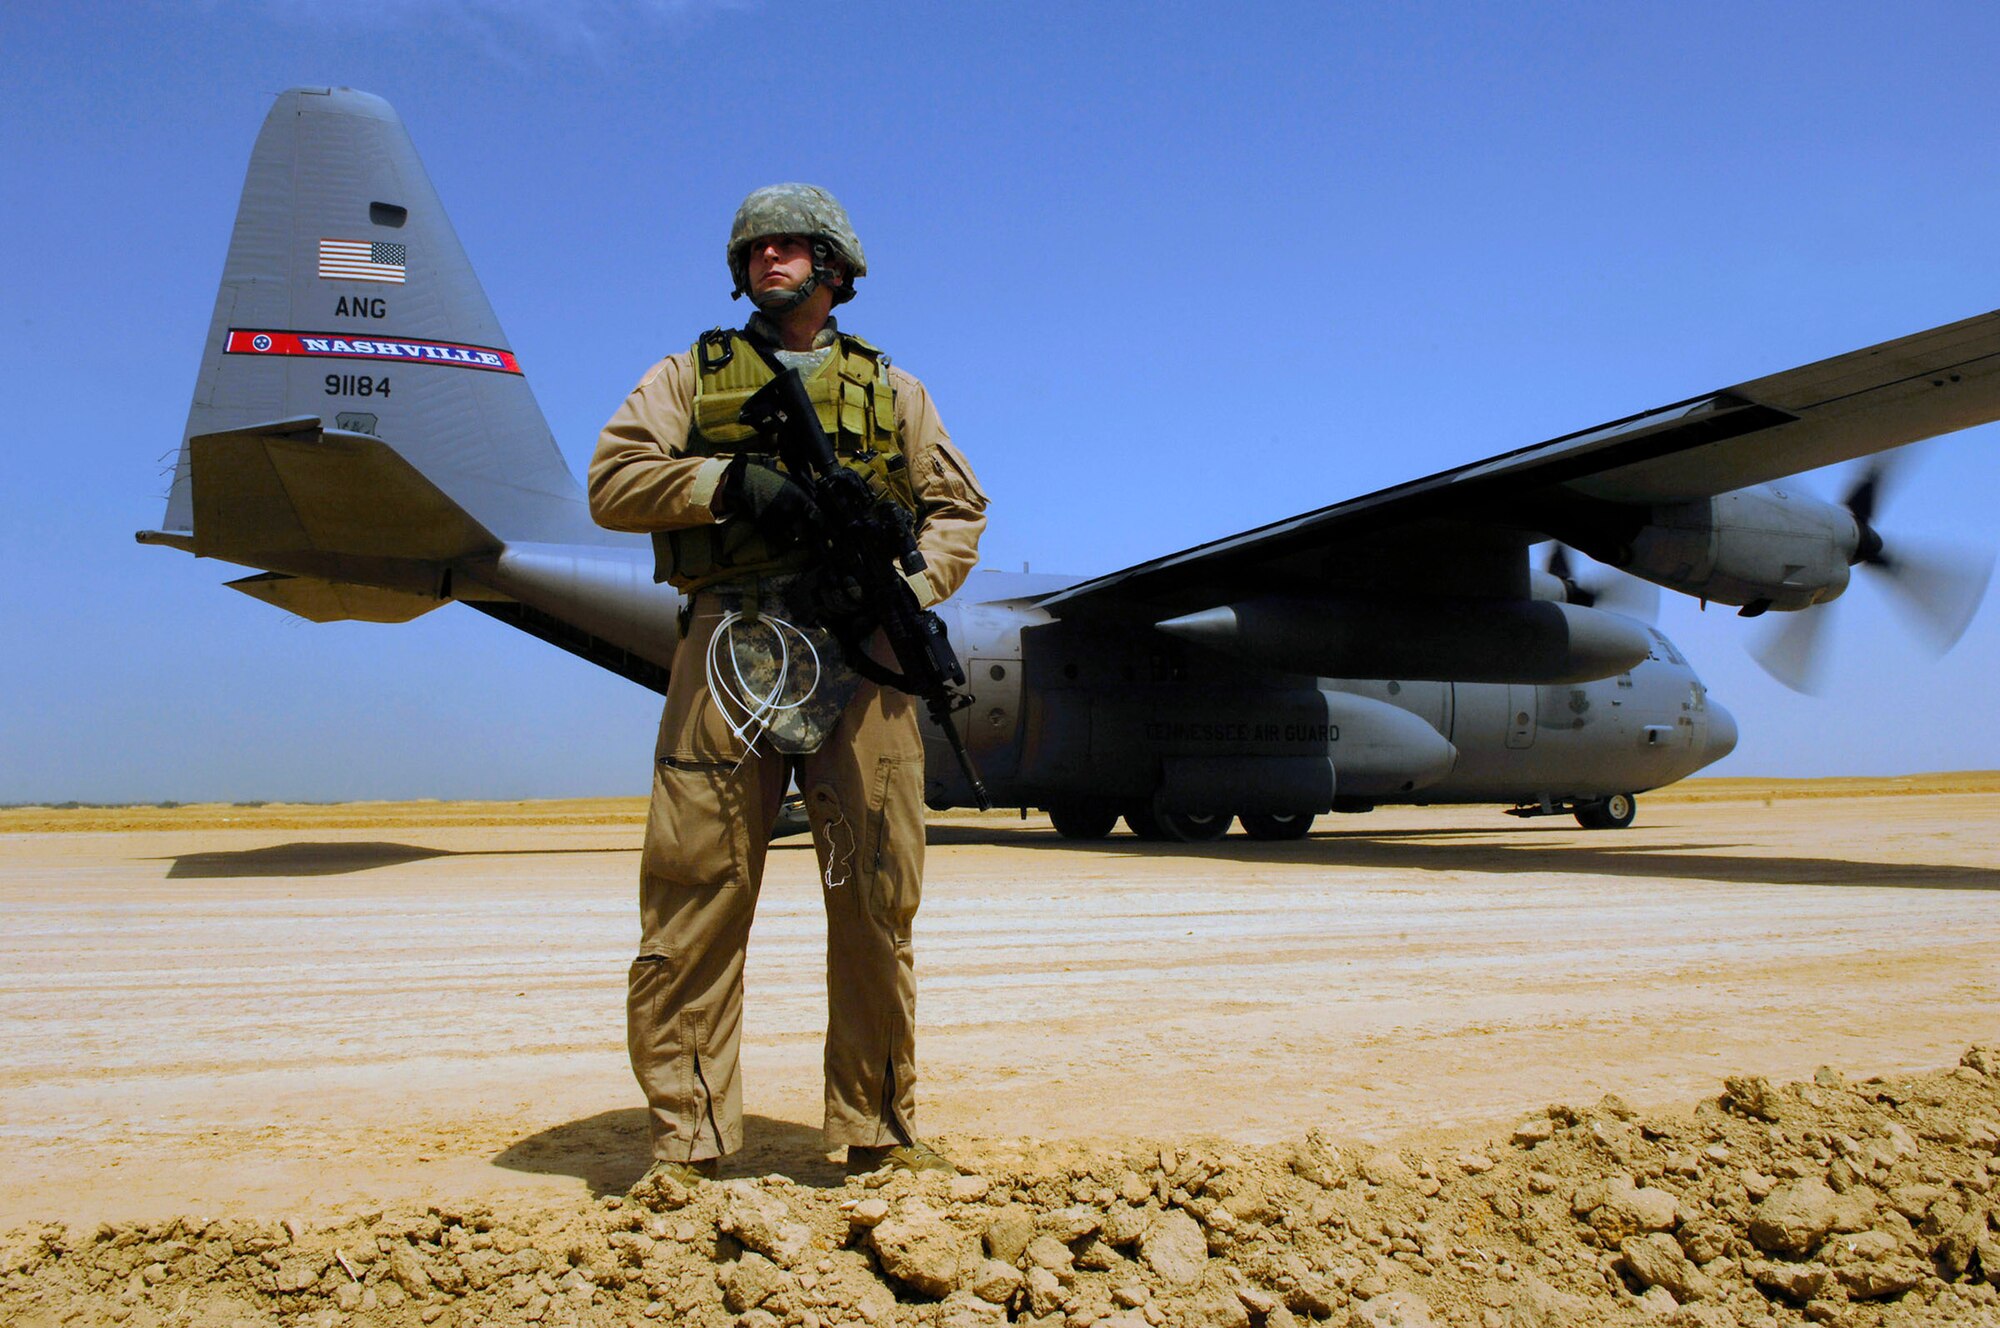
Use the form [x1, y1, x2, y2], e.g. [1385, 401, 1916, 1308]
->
[1543, 543, 1661, 622]
[1748, 609, 1833, 695]
[1749, 449, 1994, 693]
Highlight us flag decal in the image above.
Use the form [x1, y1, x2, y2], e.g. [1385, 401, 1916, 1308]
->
[318, 238, 407, 284]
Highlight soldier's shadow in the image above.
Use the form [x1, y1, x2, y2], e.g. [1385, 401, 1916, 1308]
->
[493, 1110, 846, 1195]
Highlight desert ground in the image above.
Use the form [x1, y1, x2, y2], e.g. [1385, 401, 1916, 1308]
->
[4, 776, 1998, 1327]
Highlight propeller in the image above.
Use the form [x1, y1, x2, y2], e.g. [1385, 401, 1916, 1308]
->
[1749, 451, 1994, 694]
[1544, 543, 1661, 622]
[1747, 608, 1831, 695]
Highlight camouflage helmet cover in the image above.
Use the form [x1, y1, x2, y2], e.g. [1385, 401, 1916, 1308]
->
[728, 183, 867, 304]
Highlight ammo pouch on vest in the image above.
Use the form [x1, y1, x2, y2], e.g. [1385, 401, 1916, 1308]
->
[655, 328, 918, 593]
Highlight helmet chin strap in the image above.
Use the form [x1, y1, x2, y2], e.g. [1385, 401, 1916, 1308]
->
[752, 270, 821, 313]
[746, 240, 841, 312]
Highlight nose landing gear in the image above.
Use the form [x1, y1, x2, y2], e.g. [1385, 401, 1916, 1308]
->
[1505, 792, 1640, 828]
[1573, 792, 1637, 829]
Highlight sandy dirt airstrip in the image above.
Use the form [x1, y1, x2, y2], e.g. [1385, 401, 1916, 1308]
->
[2, 775, 1995, 1234]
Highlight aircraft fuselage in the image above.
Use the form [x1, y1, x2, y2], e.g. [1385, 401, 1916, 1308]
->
[919, 570, 1735, 824]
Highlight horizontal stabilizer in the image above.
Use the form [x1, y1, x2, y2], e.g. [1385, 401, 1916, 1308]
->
[226, 571, 445, 624]
[189, 417, 500, 580]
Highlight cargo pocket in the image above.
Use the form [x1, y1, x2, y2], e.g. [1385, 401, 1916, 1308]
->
[860, 753, 925, 937]
[929, 441, 989, 510]
[642, 755, 754, 891]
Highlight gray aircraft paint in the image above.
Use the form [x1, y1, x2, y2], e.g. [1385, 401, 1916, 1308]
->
[161, 87, 613, 552]
[144, 88, 1993, 840]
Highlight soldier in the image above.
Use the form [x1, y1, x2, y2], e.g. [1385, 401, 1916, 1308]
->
[588, 185, 988, 1186]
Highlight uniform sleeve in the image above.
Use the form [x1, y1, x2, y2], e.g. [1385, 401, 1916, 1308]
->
[891, 365, 988, 606]
[587, 352, 733, 533]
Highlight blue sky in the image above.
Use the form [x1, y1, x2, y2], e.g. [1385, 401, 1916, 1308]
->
[4, 1, 1997, 802]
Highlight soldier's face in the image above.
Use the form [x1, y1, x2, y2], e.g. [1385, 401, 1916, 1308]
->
[748, 235, 846, 299]
[749, 235, 815, 295]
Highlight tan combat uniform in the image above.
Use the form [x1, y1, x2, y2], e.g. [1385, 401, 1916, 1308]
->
[589, 333, 987, 1163]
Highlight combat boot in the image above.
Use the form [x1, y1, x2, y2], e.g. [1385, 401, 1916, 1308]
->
[846, 1140, 957, 1176]
[628, 1156, 719, 1205]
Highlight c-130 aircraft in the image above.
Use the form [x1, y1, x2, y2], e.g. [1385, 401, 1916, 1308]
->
[143, 88, 1997, 842]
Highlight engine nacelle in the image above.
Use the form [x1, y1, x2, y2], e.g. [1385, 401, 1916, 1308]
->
[1320, 689, 1460, 796]
[1605, 484, 1858, 610]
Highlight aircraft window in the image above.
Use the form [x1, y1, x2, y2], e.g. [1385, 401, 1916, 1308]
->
[370, 201, 408, 228]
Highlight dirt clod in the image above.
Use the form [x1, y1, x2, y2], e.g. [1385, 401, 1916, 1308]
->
[869, 1200, 978, 1299]
[1138, 1207, 1207, 1287]
[1751, 1180, 1842, 1257]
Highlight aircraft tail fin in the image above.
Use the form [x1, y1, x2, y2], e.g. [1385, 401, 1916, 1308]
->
[159, 87, 601, 560]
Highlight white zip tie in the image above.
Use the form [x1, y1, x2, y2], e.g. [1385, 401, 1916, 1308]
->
[703, 610, 822, 766]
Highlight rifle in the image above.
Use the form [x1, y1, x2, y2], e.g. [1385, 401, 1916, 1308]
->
[739, 367, 992, 810]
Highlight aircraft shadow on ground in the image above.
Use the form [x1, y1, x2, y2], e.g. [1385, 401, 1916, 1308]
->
[158, 841, 626, 879]
[493, 1109, 843, 1195]
[922, 824, 2000, 893]
[157, 831, 2000, 892]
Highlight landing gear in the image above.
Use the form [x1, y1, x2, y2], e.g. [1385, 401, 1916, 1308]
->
[1574, 792, 1637, 829]
[1239, 811, 1316, 841]
[771, 792, 810, 839]
[1122, 805, 1168, 840]
[1158, 810, 1232, 842]
[1048, 803, 1119, 840]
[1122, 805, 1231, 842]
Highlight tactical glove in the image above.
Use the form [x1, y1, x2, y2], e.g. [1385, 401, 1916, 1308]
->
[721, 456, 822, 547]
[801, 564, 870, 626]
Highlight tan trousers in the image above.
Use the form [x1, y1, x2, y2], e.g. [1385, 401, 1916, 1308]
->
[629, 597, 927, 1163]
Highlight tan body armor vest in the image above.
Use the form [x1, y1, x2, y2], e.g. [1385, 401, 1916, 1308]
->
[656, 328, 917, 592]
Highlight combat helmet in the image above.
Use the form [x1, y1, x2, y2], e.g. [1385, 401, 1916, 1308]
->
[728, 183, 867, 308]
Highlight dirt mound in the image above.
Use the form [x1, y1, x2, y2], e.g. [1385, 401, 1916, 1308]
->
[9, 1052, 2000, 1328]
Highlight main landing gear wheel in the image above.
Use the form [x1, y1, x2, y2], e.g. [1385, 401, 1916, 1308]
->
[1157, 810, 1232, 842]
[1122, 805, 1168, 840]
[1574, 792, 1637, 829]
[1239, 811, 1316, 841]
[1048, 803, 1119, 840]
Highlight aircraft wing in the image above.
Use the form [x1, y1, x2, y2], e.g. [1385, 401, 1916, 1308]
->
[1038, 307, 2000, 617]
